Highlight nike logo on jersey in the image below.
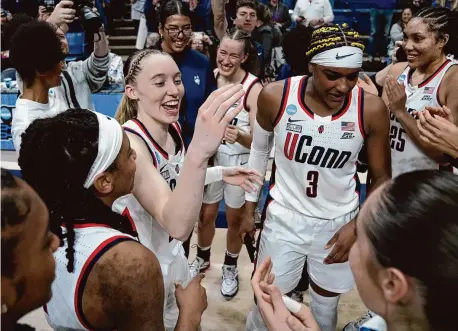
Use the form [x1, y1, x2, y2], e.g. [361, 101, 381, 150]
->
[335, 53, 355, 60]
[341, 132, 355, 139]
[240, 161, 248, 166]
[288, 118, 304, 123]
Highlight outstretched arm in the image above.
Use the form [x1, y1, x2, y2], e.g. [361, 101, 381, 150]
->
[131, 85, 245, 241]
[212, 0, 227, 40]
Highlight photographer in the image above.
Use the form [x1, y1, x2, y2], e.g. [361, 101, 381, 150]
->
[13, 0, 109, 151]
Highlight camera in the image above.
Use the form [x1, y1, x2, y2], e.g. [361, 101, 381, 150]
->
[72, 0, 102, 34]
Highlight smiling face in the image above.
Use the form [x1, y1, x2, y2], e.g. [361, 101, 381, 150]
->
[309, 64, 360, 108]
[402, 8, 413, 25]
[403, 17, 448, 69]
[217, 38, 247, 77]
[126, 53, 185, 124]
[160, 14, 192, 53]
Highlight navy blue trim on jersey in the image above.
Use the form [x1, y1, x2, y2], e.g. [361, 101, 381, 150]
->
[123, 127, 158, 168]
[359, 88, 366, 139]
[75, 237, 135, 331]
[243, 77, 260, 112]
[273, 78, 291, 127]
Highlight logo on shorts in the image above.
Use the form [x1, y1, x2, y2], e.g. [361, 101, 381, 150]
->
[286, 104, 297, 116]
[341, 132, 355, 139]
[286, 123, 302, 133]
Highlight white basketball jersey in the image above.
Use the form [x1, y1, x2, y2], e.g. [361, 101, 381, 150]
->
[391, 59, 457, 177]
[216, 70, 259, 155]
[45, 225, 136, 330]
[270, 76, 365, 219]
[112, 119, 185, 264]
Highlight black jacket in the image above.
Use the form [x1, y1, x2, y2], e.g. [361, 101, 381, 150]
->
[267, 2, 292, 32]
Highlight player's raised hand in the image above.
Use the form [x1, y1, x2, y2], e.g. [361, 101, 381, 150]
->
[324, 218, 357, 264]
[189, 84, 245, 161]
[385, 75, 407, 114]
[222, 167, 263, 193]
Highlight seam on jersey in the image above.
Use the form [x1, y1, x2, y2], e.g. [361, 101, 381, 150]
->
[123, 127, 158, 168]
[436, 62, 456, 106]
[131, 119, 169, 159]
[273, 79, 291, 127]
[358, 87, 366, 139]
[243, 78, 260, 112]
[74, 236, 135, 331]
[298, 76, 314, 119]
[418, 59, 451, 88]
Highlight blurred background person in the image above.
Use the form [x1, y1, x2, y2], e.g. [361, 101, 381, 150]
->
[292, 0, 334, 28]
[267, 0, 291, 32]
[387, 7, 413, 61]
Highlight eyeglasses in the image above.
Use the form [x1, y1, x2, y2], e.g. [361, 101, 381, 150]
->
[164, 26, 193, 38]
[237, 11, 257, 19]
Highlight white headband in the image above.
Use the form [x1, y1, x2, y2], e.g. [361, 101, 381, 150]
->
[310, 46, 363, 69]
[83, 112, 123, 189]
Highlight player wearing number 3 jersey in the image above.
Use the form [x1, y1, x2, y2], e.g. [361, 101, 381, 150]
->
[241, 24, 391, 331]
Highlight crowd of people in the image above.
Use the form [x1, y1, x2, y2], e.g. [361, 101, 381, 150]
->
[2, 0, 458, 331]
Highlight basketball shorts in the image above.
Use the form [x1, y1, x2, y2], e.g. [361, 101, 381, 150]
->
[161, 245, 191, 331]
[203, 152, 249, 209]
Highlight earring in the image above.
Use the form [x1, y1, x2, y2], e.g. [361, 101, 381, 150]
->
[2, 304, 8, 314]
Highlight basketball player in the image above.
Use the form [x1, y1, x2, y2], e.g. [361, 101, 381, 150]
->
[241, 23, 391, 331]
[383, 7, 458, 178]
[18, 109, 209, 330]
[190, 29, 262, 299]
[114, 49, 262, 329]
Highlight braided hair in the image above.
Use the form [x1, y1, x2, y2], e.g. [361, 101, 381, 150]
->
[18, 109, 137, 273]
[414, 7, 458, 58]
[305, 23, 365, 60]
[221, 28, 260, 76]
[116, 49, 172, 124]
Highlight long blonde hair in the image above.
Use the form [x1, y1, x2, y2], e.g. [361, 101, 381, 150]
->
[115, 49, 172, 124]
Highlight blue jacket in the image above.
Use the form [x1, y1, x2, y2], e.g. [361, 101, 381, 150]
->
[166, 48, 217, 147]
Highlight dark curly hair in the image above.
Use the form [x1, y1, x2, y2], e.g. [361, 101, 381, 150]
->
[18, 109, 137, 273]
[415, 7, 458, 58]
[159, 0, 192, 26]
[9, 20, 64, 88]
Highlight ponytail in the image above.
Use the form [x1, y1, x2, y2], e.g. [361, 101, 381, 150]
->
[116, 94, 138, 125]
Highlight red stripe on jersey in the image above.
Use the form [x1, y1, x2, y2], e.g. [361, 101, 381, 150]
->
[171, 122, 185, 154]
[122, 207, 138, 234]
[298, 76, 313, 119]
[418, 59, 451, 88]
[273, 79, 291, 127]
[74, 236, 134, 331]
[357, 87, 366, 139]
[62, 224, 112, 229]
[243, 78, 260, 111]
[131, 119, 168, 159]
[332, 90, 353, 121]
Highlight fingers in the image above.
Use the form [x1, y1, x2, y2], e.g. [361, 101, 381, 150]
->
[324, 233, 338, 249]
[222, 99, 244, 125]
[214, 88, 245, 123]
[324, 242, 339, 264]
[207, 84, 243, 119]
[200, 84, 235, 114]
[175, 282, 184, 291]
[252, 257, 272, 284]
[58, 0, 74, 7]
[268, 284, 290, 315]
[287, 315, 309, 331]
[361, 73, 372, 84]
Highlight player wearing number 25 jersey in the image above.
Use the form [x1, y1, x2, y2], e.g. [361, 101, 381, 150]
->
[243, 24, 391, 331]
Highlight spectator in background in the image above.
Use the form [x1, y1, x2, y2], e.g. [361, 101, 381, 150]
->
[292, 0, 333, 28]
[252, 3, 277, 80]
[9, 20, 65, 152]
[267, 0, 291, 32]
[131, 0, 146, 35]
[367, 0, 397, 62]
[190, 31, 213, 57]
[387, 7, 412, 60]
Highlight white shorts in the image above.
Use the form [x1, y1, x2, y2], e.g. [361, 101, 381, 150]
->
[203, 152, 249, 209]
[256, 200, 357, 294]
[161, 245, 191, 331]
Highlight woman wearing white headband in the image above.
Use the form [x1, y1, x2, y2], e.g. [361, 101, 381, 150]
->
[18, 109, 211, 330]
[114, 49, 262, 330]
[242, 23, 391, 331]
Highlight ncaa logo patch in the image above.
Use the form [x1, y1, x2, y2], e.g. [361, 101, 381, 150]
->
[397, 74, 406, 83]
[286, 104, 297, 116]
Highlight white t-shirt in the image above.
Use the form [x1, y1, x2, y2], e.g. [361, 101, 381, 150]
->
[12, 98, 61, 153]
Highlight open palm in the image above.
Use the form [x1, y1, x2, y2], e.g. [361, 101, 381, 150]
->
[222, 167, 263, 193]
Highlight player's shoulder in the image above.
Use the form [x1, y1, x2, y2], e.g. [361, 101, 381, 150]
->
[389, 62, 409, 77]
[442, 62, 458, 84]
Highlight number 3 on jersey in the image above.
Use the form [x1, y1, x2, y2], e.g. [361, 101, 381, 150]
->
[306, 171, 319, 198]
